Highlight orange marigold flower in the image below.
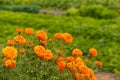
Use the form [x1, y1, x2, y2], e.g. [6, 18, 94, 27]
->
[7, 40, 15, 46]
[66, 56, 74, 62]
[90, 75, 97, 80]
[34, 45, 45, 58]
[79, 65, 90, 74]
[72, 48, 82, 57]
[63, 33, 73, 44]
[89, 48, 98, 57]
[44, 50, 53, 60]
[67, 62, 73, 69]
[89, 68, 95, 75]
[58, 61, 66, 71]
[73, 64, 78, 72]
[25, 28, 34, 35]
[14, 35, 26, 45]
[19, 48, 26, 55]
[75, 57, 84, 64]
[2, 46, 18, 59]
[36, 30, 47, 41]
[75, 73, 85, 80]
[16, 28, 24, 34]
[95, 61, 103, 67]
[54, 33, 63, 39]
[75, 73, 80, 80]
[57, 57, 64, 63]
[3, 59, 16, 69]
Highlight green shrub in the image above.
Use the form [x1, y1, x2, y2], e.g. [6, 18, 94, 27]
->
[0, 4, 41, 13]
[78, 5, 118, 19]
[65, 8, 79, 16]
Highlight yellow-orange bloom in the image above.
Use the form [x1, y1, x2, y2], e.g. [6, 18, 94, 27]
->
[16, 28, 24, 34]
[58, 61, 66, 71]
[54, 33, 63, 39]
[75, 73, 84, 80]
[95, 61, 103, 67]
[66, 56, 74, 62]
[90, 75, 97, 80]
[2, 46, 18, 59]
[3, 59, 16, 69]
[25, 28, 34, 35]
[34, 45, 45, 58]
[14, 35, 26, 45]
[44, 50, 53, 60]
[72, 48, 82, 57]
[89, 48, 98, 57]
[57, 57, 64, 63]
[75, 57, 84, 64]
[79, 65, 90, 74]
[63, 33, 73, 44]
[36, 30, 47, 41]
[7, 40, 15, 46]
[89, 69, 95, 75]
[67, 62, 73, 69]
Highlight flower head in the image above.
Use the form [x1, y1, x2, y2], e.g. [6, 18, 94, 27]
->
[25, 28, 34, 35]
[72, 48, 82, 57]
[36, 30, 47, 41]
[2, 46, 18, 59]
[66, 56, 74, 62]
[34, 45, 45, 59]
[14, 35, 26, 45]
[7, 40, 15, 46]
[54, 33, 63, 39]
[16, 28, 24, 34]
[57, 57, 64, 63]
[95, 61, 103, 67]
[3, 59, 16, 69]
[63, 33, 73, 44]
[89, 48, 98, 57]
[57, 61, 66, 71]
[44, 50, 53, 60]
[79, 65, 90, 74]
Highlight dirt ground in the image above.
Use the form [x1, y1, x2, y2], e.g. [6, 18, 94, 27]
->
[96, 72, 120, 80]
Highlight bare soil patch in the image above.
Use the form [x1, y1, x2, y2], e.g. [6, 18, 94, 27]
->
[96, 72, 120, 80]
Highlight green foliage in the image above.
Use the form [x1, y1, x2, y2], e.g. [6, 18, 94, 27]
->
[0, 0, 120, 12]
[78, 5, 118, 19]
[65, 8, 79, 16]
[0, 4, 41, 13]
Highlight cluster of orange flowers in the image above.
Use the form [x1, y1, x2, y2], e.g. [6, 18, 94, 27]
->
[34, 45, 53, 60]
[54, 33, 73, 44]
[2, 46, 17, 68]
[2, 28, 34, 68]
[56, 48, 101, 80]
[1, 27, 103, 80]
